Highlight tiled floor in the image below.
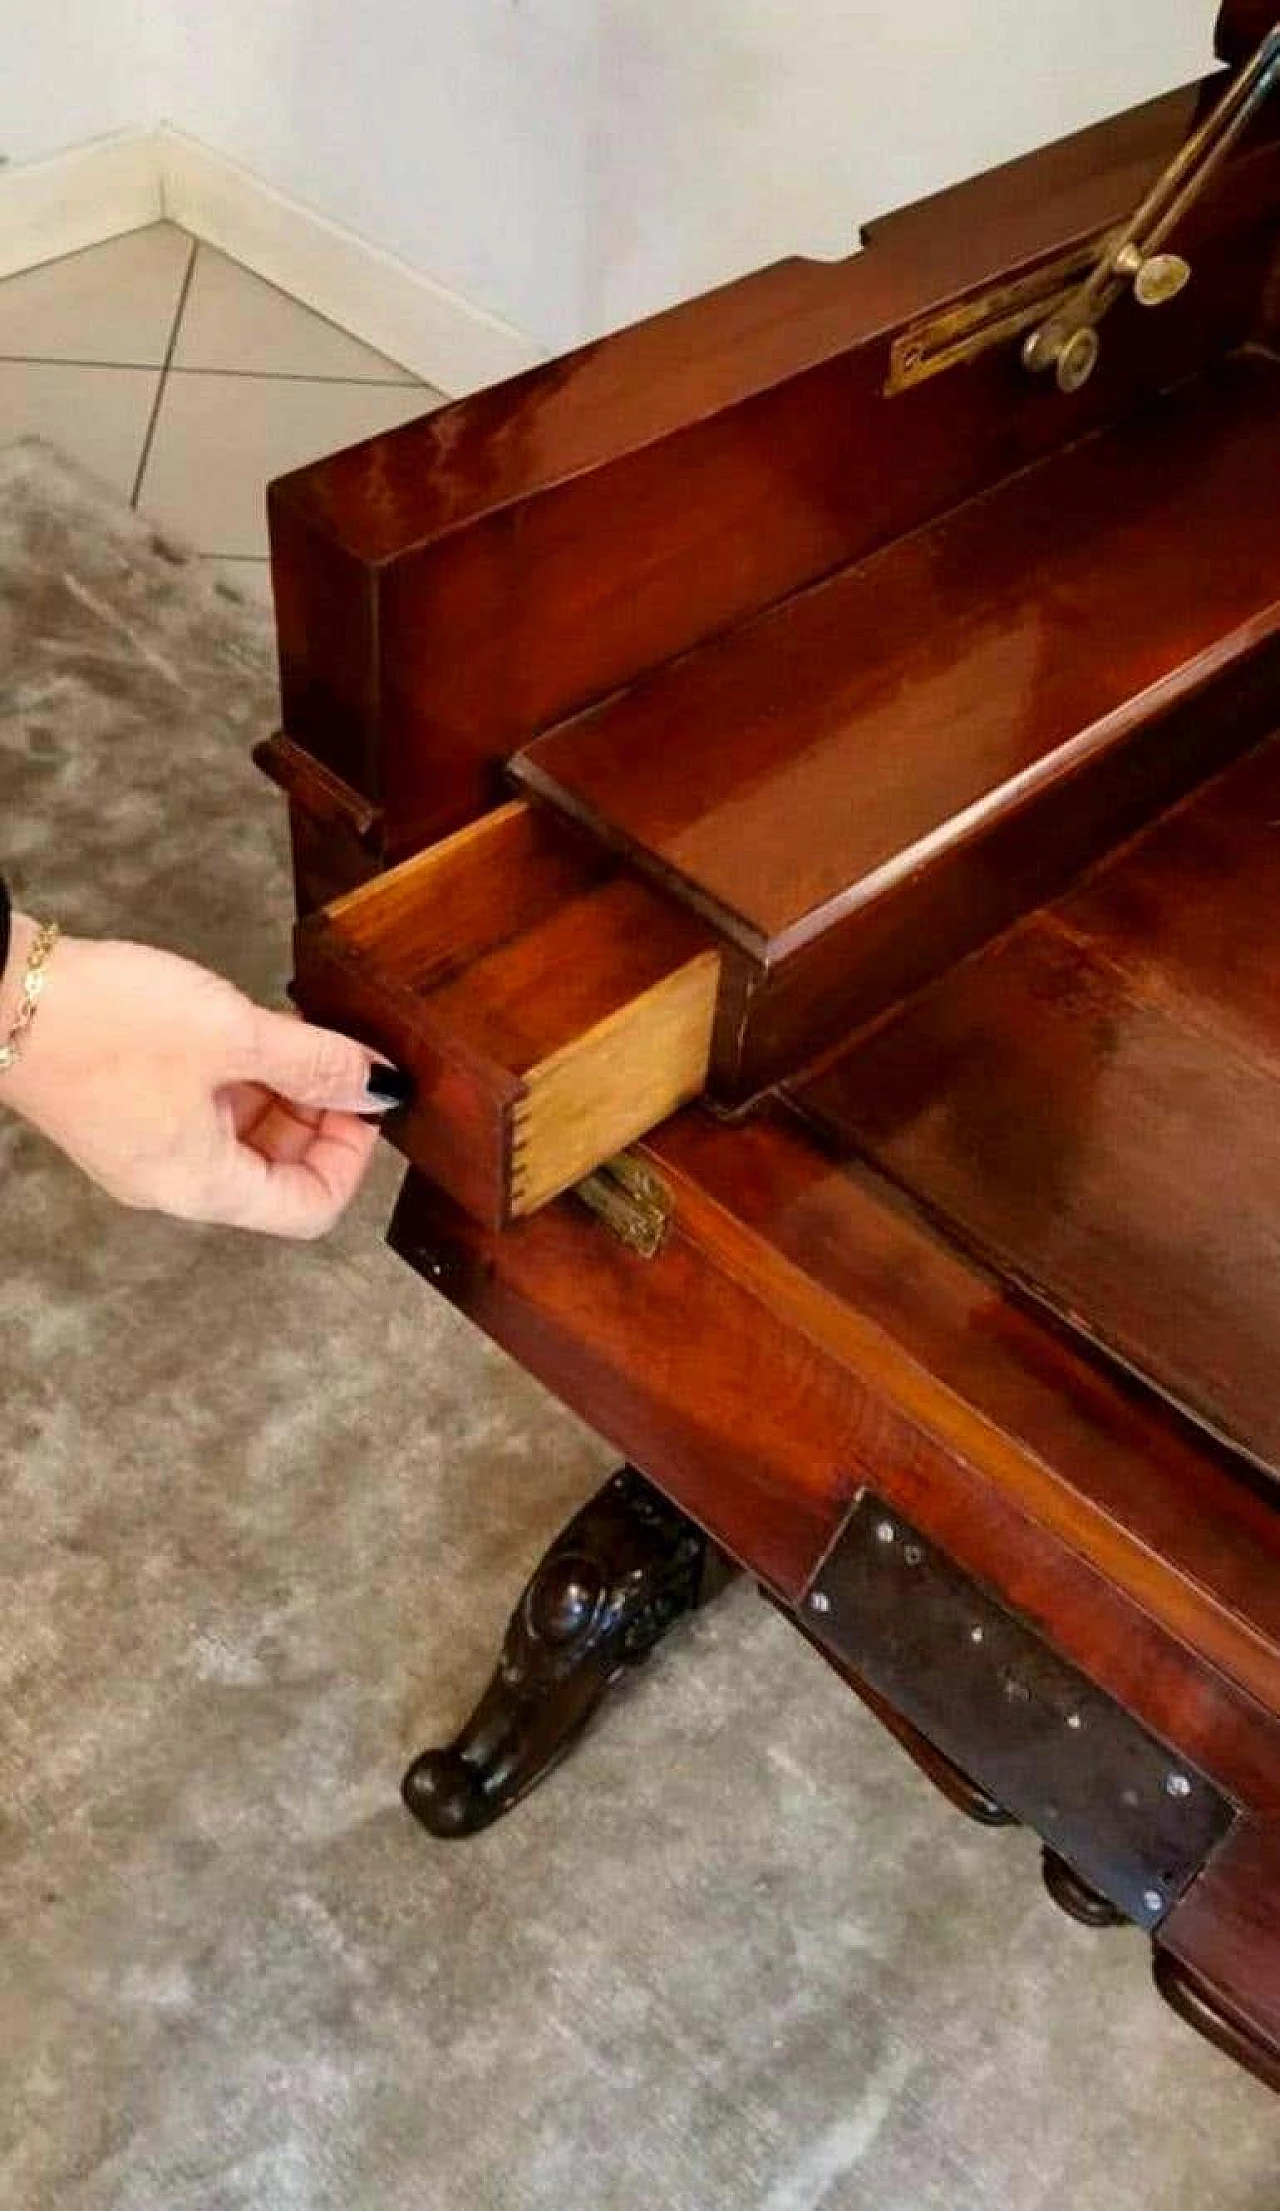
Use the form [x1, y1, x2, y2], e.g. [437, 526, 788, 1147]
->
[0, 223, 445, 605]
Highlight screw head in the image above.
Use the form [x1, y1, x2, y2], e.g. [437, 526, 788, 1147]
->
[808, 1590, 831, 1615]
[1132, 251, 1191, 309]
[1066, 1713, 1083, 1731]
[875, 1520, 896, 1545]
[1165, 1773, 1191, 1799]
[969, 1625, 985, 1645]
[903, 1543, 923, 1566]
[1056, 325, 1100, 394]
[1143, 1889, 1164, 1916]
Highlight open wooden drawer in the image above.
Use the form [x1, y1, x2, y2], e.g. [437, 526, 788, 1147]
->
[293, 355, 1280, 1230]
[293, 800, 720, 1228]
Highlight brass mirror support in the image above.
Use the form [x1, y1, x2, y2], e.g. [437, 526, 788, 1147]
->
[1023, 21, 1280, 393]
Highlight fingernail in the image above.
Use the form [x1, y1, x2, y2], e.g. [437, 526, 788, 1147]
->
[363, 1063, 415, 1112]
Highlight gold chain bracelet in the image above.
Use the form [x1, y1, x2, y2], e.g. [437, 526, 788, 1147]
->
[0, 920, 61, 1073]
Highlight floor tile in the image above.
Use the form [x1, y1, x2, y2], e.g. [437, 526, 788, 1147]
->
[0, 362, 160, 503]
[0, 226, 193, 368]
[138, 372, 438, 556]
[174, 246, 419, 382]
[202, 557, 275, 610]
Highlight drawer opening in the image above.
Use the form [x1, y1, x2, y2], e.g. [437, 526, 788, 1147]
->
[294, 799, 720, 1226]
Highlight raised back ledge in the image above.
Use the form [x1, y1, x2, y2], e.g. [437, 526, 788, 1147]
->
[512, 349, 1280, 973]
[266, 79, 1211, 569]
[517, 598, 1280, 974]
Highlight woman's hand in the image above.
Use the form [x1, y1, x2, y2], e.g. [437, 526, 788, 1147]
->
[0, 915, 408, 1238]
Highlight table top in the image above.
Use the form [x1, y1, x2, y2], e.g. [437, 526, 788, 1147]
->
[798, 719, 1280, 1485]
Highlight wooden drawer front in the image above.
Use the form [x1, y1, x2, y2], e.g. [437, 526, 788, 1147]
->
[293, 801, 719, 1228]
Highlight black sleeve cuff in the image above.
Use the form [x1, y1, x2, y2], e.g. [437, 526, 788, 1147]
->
[0, 877, 10, 986]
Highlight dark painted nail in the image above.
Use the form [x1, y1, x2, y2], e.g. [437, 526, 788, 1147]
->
[364, 1064, 415, 1111]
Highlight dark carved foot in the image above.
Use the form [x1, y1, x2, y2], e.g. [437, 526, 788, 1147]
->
[1153, 1950, 1280, 2094]
[1042, 1846, 1127, 1927]
[402, 1467, 735, 1838]
[856, 1676, 1014, 1827]
[785, 1598, 1015, 1829]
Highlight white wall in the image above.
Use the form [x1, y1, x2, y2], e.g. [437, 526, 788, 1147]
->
[1, 0, 1219, 350]
[153, 0, 1216, 347]
[0, 0, 161, 166]
[580, 0, 1215, 338]
[153, 0, 597, 350]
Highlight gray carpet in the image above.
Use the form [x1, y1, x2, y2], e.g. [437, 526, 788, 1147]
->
[1, 439, 1277, 2211]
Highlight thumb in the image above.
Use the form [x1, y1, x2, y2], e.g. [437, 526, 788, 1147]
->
[245, 1006, 413, 1115]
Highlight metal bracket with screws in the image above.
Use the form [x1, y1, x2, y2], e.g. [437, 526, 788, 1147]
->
[800, 1492, 1237, 1929]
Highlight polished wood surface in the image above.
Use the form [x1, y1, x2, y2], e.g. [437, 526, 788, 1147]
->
[1060, 723, 1280, 1067]
[519, 357, 1280, 956]
[264, 6, 1280, 2086]
[517, 353, 1280, 1091]
[289, 346, 1280, 1134]
[1156, 1949, 1280, 2096]
[1159, 1824, 1280, 2078]
[286, 349, 1280, 1131]
[268, 68, 1280, 859]
[388, 1108, 1280, 1808]
[798, 725, 1280, 1480]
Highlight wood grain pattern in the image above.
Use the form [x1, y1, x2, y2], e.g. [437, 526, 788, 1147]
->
[268, 76, 1280, 855]
[517, 354, 1280, 1093]
[1056, 729, 1280, 1069]
[285, 799, 381, 918]
[325, 799, 607, 977]
[388, 1161, 857, 1594]
[657, 1112, 1280, 1719]
[518, 357, 1280, 958]
[387, 1107, 1280, 1810]
[253, 732, 380, 844]
[1158, 1822, 1280, 2072]
[264, 14, 1280, 2084]
[798, 727, 1280, 1481]
[511, 953, 719, 1215]
[293, 801, 716, 1224]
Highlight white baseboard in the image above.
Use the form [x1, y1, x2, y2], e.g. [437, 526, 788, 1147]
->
[0, 131, 162, 283]
[0, 126, 544, 395]
[155, 127, 544, 393]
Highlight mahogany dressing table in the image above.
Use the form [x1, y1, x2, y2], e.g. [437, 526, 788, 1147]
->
[256, 2, 1280, 2090]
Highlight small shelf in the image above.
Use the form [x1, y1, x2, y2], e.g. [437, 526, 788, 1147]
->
[516, 352, 1280, 1094]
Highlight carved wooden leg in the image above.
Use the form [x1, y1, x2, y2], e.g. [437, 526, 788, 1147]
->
[1042, 1846, 1127, 1927]
[402, 1466, 736, 1838]
[782, 1600, 1016, 1828]
[1153, 1951, 1280, 2094]
[850, 1673, 1014, 1828]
